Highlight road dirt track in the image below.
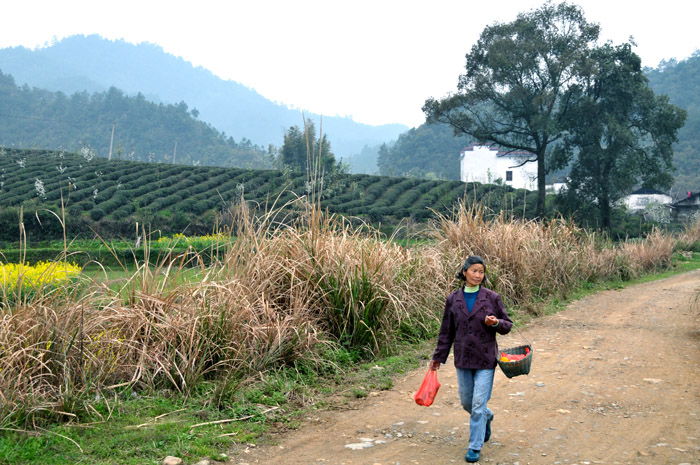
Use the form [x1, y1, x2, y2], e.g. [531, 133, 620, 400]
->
[229, 270, 700, 465]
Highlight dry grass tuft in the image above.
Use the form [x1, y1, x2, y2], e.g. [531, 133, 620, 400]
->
[430, 203, 679, 314]
[677, 217, 700, 251]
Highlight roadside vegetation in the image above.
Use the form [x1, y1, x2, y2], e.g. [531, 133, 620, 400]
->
[1, 193, 698, 464]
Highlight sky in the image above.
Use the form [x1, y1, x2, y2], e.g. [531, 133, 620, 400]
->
[2, 0, 697, 128]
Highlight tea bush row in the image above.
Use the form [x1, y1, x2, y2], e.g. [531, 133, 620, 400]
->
[0, 148, 533, 241]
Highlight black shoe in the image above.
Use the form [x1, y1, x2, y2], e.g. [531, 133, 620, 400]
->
[465, 449, 480, 462]
[484, 414, 493, 442]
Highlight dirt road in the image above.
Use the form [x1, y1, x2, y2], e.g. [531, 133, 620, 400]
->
[229, 271, 700, 465]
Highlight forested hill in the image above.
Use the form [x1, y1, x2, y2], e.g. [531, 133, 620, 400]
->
[0, 71, 271, 168]
[0, 35, 407, 157]
[377, 123, 468, 180]
[645, 52, 700, 193]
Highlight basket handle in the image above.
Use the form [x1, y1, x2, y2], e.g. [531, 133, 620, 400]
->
[511, 323, 532, 348]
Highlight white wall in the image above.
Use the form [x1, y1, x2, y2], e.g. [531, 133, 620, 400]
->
[460, 145, 537, 190]
[623, 193, 672, 212]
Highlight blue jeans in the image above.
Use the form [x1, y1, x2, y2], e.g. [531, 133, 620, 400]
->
[456, 367, 494, 451]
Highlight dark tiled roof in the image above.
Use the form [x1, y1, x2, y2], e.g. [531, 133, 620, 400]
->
[672, 192, 700, 207]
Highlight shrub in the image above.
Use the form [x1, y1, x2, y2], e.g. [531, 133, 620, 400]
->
[372, 186, 401, 208]
[395, 186, 424, 210]
[68, 206, 83, 217]
[0, 208, 21, 242]
[90, 208, 106, 221]
[113, 204, 136, 218]
[101, 199, 122, 214]
[78, 201, 94, 211]
[139, 192, 159, 206]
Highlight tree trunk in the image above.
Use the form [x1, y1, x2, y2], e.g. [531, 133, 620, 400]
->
[600, 186, 611, 232]
[536, 150, 547, 218]
[601, 201, 611, 231]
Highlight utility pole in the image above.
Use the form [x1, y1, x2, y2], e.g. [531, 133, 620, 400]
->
[172, 140, 177, 164]
[108, 122, 115, 161]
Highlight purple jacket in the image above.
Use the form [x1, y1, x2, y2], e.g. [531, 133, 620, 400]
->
[432, 286, 513, 370]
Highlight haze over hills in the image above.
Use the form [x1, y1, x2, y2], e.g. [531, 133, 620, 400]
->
[0, 35, 408, 163]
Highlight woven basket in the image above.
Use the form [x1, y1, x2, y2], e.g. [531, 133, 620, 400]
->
[496, 344, 532, 378]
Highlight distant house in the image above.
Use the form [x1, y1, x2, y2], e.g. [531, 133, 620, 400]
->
[622, 188, 672, 213]
[460, 144, 537, 190]
[671, 192, 700, 223]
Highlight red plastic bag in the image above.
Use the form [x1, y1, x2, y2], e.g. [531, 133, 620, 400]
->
[414, 369, 441, 407]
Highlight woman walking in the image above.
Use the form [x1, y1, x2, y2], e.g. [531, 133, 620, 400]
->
[429, 255, 513, 462]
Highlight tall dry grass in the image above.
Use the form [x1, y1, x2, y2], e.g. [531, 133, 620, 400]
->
[0, 199, 694, 427]
[431, 204, 678, 313]
[677, 216, 700, 252]
[213, 199, 448, 356]
[0, 199, 446, 426]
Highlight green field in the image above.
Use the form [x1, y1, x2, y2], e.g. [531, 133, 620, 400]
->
[0, 147, 536, 242]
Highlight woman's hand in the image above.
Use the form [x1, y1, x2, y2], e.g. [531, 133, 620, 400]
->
[429, 360, 441, 371]
[485, 315, 499, 327]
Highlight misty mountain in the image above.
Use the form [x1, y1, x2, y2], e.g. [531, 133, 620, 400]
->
[0, 35, 407, 164]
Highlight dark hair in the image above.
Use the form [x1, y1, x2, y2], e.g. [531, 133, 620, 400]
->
[456, 255, 487, 283]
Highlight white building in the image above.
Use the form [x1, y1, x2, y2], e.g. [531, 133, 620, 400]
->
[622, 188, 672, 212]
[460, 144, 538, 190]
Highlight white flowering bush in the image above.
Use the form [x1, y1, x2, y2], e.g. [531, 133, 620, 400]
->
[34, 178, 46, 199]
[80, 146, 95, 162]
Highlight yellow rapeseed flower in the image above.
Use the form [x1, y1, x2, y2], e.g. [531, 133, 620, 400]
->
[0, 261, 81, 294]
